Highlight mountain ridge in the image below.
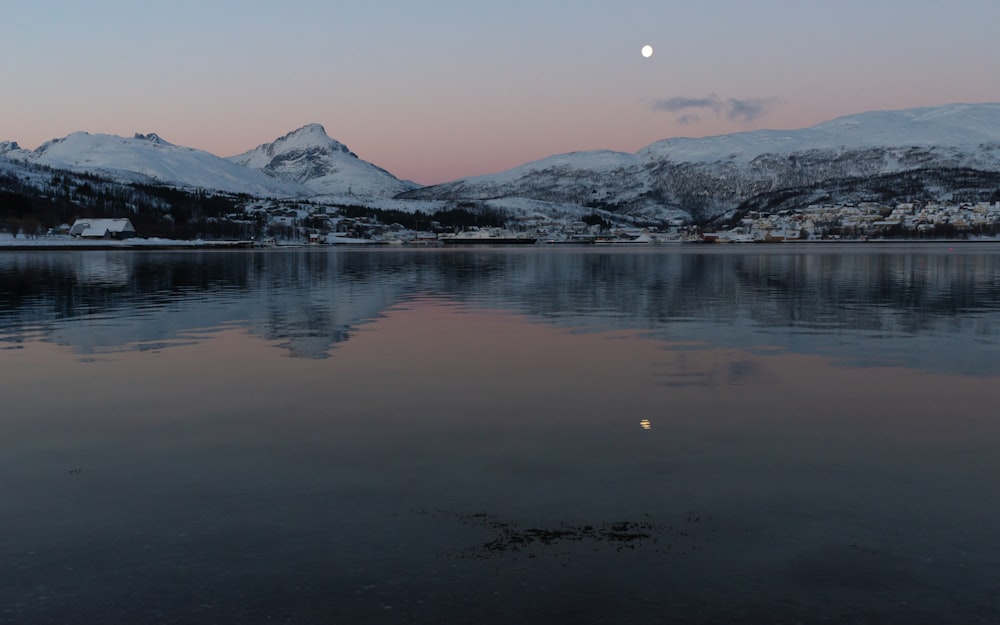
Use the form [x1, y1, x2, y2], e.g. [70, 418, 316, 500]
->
[401, 102, 1000, 222]
[0, 124, 416, 199]
[2, 130, 304, 197]
[3, 103, 1000, 226]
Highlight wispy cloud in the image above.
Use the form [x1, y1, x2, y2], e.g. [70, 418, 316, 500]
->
[725, 97, 776, 122]
[653, 94, 777, 124]
[655, 97, 721, 112]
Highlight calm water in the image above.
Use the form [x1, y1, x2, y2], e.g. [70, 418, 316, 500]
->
[2, 244, 999, 624]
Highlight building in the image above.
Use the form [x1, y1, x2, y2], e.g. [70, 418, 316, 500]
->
[69, 218, 138, 240]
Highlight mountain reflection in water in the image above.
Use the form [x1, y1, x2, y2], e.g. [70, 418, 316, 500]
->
[1, 245, 998, 372]
[2, 245, 1000, 624]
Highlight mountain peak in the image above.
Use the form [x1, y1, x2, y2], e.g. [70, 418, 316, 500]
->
[290, 123, 328, 136]
[269, 123, 348, 153]
[133, 132, 171, 145]
[229, 125, 418, 197]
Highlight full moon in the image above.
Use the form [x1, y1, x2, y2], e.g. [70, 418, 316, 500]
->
[641, 44, 653, 58]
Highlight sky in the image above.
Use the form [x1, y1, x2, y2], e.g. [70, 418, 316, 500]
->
[3, 0, 1000, 185]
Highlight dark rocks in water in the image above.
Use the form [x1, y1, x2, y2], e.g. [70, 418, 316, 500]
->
[428, 510, 715, 557]
[481, 520, 654, 554]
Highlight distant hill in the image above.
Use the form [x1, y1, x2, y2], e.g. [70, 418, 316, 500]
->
[0, 124, 416, 200]
[1, 131, 303, 197]
[4, 103, 1000, 229]
[400, 103, 1000, 223]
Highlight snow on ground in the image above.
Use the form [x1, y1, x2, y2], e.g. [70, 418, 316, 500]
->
[0, 234, 235, 248]
[481, 197, 593, 221]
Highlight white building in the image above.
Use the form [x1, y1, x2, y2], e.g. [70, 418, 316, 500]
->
[69, 218, 138, 240]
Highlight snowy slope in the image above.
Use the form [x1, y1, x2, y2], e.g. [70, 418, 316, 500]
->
[0, 141, 27, 158]
[404, 103, 1000, 221]
[4, 132, 305, 196]
[404, 149, 649, 210]
[229, 124, 418, 198]
[641, 103, 1000, 163]
[0, 149, 61, 190]
[6, 103, 1000, 223]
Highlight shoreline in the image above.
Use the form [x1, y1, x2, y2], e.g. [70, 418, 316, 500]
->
[0, 237, 998, 251]
[0, 238, 255, 251]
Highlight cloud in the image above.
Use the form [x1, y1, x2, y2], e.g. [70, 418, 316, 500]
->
[655, 96, 722, 113]
[725, 97, 776, 122]
[652, 94, 777, 124]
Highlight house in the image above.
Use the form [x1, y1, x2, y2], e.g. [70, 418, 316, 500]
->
[69, 218, 138, 240]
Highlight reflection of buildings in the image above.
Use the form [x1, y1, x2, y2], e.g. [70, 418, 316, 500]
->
[75, 252, 132, 286]
[2, 247, 999, 372]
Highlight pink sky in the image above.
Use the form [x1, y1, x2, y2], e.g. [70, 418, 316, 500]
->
[4, 1, 1000, 185]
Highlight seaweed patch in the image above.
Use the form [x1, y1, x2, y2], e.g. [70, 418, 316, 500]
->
[420, 509, 717, 559]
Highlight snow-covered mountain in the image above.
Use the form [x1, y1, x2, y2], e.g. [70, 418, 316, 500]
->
[5, 103, 1000, 226]
[229, 124, 418, 198]
[1, 125, 417, 200]
[402, 103, 1000, 222]
[2, 131, 305, 197]
[0, 141, 23, 156]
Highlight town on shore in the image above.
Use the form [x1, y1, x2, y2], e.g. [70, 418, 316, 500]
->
[699, 200, 1000, 243]
[3, 200, 1000, 248]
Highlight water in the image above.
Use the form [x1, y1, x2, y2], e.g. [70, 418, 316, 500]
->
[2, 244, 999, 624]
